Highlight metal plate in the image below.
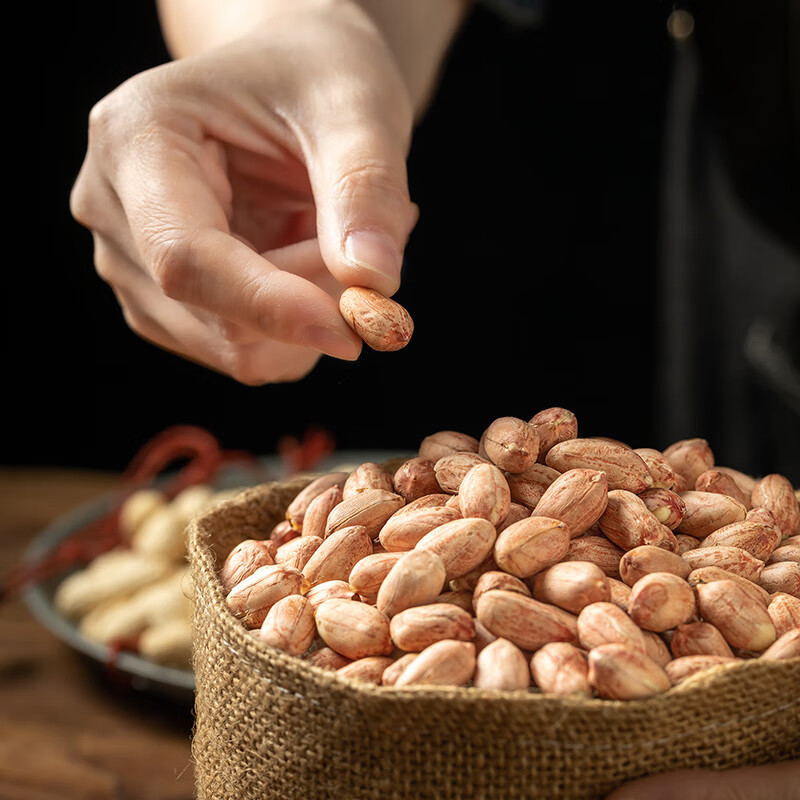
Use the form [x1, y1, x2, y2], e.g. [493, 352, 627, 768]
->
[20, 451, 406, 703]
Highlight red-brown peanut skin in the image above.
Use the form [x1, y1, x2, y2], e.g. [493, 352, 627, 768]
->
[302, 526, 373, 587]
[475, 590, 578, 652]
[336, 656, 396, 685]
[531, 469, 608, 539]
[530, 407, 578, 463]
[286, 472, 348, 531]
[325, 489, 405, 539]
[599, 490, 675, 551]
[699, 521, 781, 562]
[394, 639, 477, 687]
[497, 502, 532, 534]
[338, 287, 413, 352]
[459, 463, 512, 527]
[561, 536, 625, 580]
[686, 567, 771, 607]
[695, 469, 751, 510]
[314, 599, 393, 660]
[225, 564, 304, 629]
[418, 431, 480, 463]
[760, 629, 800, 661]
[348, 551, 406, 599]
[493, 516, 571, 579]
[634, 448, 680, 491]
[669, 621, 735, 658]
[545, 439, 652, 494]
[259, 595, 316, 657]
[663, 438, 715, 488]
[695, 580, 777, 651]
[751, 474, 800, 538]
[767, 593, 800, 637]
[218, 539, 275, 595]
[305, 646, 352, 671]
[392, 457, 440, 503]
[758, 562, 800, 598]
[675, 534, 701, 554]
[768, 544, 800, 564]
[275, 535, 324, 572]
[381, 653, 419, 686]
[530, 561, 609, 615]
[588, 643, 671, 699]
[301, 485, 344, 539]
[304, 580, 359, 611]
[376, 549, 447, 618]
[343, 462, 394, 500]
[479, 416, 540, 474]
[642, 630, 672, 668]
[530, 642, 590, 697]
[389, 603, 475, 653]
[638, 488, 686, 530]
[506, 464, 562, 509]
[379, 505, 462, 552]
[606, 577, 632, 613]
[415, 518, 497, 582]
[434, 453, 491, 494]
[270, 520, 300, 548]
[473, 638, 531, 691]
[681, 545, 765, 583]
[576, 602, 649, 654]
[620, 545, 691, 587]
[664, 655, 739, 686]
[473, 571, 532, 605]
[676, 492, 748, 539]
[627, 572, 696, 632]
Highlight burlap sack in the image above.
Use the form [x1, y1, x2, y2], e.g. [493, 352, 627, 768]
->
[188, 478, 800, 800]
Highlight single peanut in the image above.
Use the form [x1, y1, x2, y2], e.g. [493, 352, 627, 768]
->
[325, 489, 405, 539]
[434, 452, 490, 493]
[259, 595, 316, 657]
[458, 463, 511, 527]
[394, 639, 477, 687]
[681, 545, 765, 583]
[529, 407, 578, 462]
[493, 516, 570, 579]
[599, 490, 675, 551]
[389, 603, 475, 652]
[392, 457, 439, 503]
[627, 572, 696, 632]
[767, 593, 800, 637]
[218, 539, 275, 595]
[588, 643, 670, 699]
[376, 550, 447, 618]
[531, 469, 609, 539]
[758, 562, 800, 597]
[699, 520, 781, 561]
[302, 525, 373, 586]
[639, 488, 686, 530]
[663, 438, 715, 488]
[695, 469, 751, 510]
[473, 638, 531, 690]
[751, 473, 800, 538]
[561, 535, 625, 579]
[760, 629, 800, 661]
[531, 561, 609, 614]
[314, 598, 393, 660]
[695, 579, 777, 651]
[669, 621, 735, 658]
[415, 517, 497, 581]
[619, 545, 691, 586]
[633, 448, 680, 491]
[225, 564, 304, 629]
[576, 601, 648, 654]
[530, 641, 591, 696]
[418, 430, 480, 462]
[275, 534, 324, 572]
[339, 286, 413, 351]
[336, 655, 395, 684]
[301, 485, 344, 539]
[286, 472, 348, 531]
[478, 416, 539, 473]
[506, 464, 562, 509]
[676, 491, 747, 538]
[665, 655, 739, 685]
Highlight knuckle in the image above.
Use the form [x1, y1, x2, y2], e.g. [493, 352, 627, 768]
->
[145, 230, 193, 300]
[333, 161, 408, 209]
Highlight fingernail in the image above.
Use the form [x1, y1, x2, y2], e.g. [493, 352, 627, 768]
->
[344, 230, 402, 287]
[301, 325, 361, 360]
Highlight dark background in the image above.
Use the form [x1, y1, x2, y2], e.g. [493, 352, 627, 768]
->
[9, 1, 739, 472]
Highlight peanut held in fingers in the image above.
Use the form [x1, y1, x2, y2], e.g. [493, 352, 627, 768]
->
[338, 286, 413, 352]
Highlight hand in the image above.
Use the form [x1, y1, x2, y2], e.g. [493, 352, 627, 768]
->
[606, 760, 800, 800]
[70, 1, 416, 384]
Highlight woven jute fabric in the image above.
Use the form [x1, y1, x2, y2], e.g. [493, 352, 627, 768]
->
[188, 479, 800, 800]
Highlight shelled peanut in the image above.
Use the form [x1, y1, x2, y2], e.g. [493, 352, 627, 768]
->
[222, 410, 800, 697]
[54, 482, 244, 668]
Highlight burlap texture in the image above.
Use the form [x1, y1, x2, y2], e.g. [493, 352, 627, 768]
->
[188, 478, 800, 800]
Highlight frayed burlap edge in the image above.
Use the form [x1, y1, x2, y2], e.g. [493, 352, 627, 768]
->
[189, 478, 800, 800]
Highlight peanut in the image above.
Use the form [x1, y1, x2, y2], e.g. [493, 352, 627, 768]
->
[339, 286, 413, 351]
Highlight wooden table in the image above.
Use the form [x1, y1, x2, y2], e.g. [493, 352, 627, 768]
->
[0, 468, 196, 800]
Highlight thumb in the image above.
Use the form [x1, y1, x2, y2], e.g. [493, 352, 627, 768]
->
[306, 115, 414, 298]
[605, 761, 800, 800]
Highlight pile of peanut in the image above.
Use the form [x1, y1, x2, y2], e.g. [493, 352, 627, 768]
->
[54, 483, 241, 669]
[219, 409, 800, 698]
